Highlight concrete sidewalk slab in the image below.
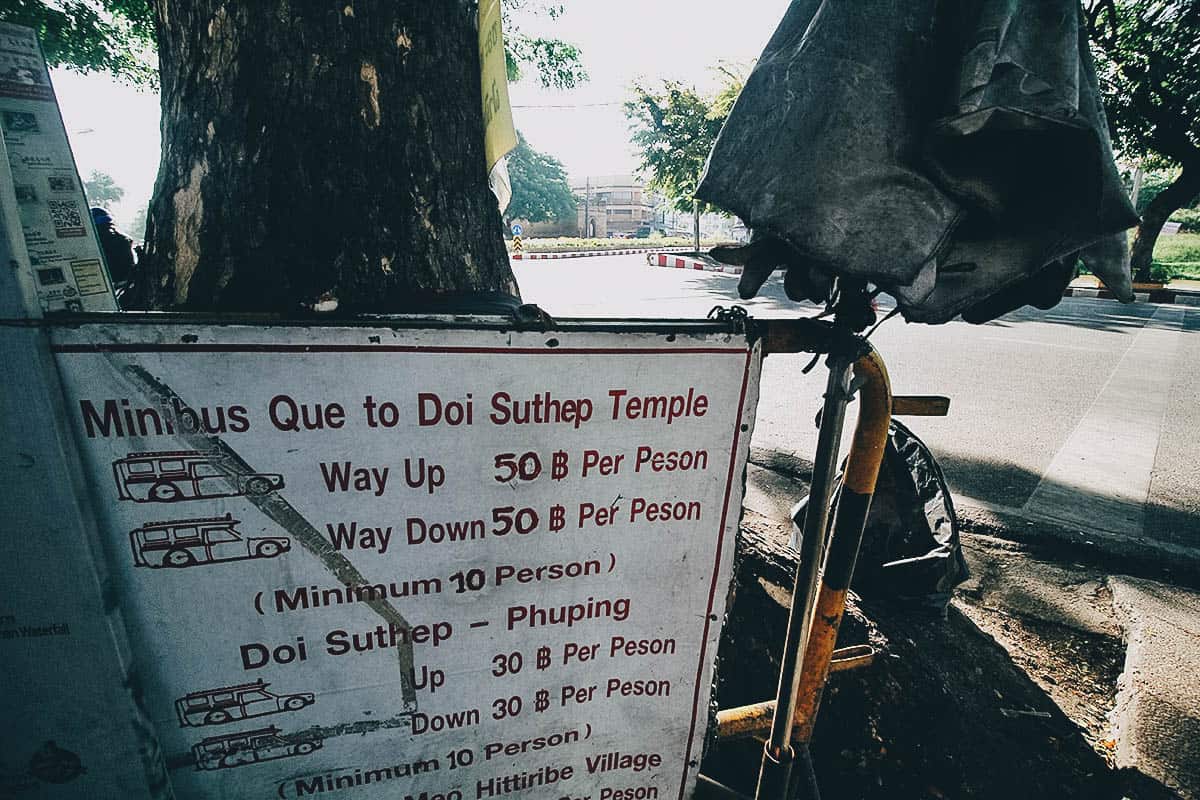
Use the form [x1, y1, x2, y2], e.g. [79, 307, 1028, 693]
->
[1023, 306, 1185, 537]
[1110, 577, 1200, 800]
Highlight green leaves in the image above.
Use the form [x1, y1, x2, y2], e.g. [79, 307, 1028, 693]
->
[505, 33, 586, 90]
[0, 0, 156, 85]
[506, 131, 576, 224]
[1086, 0, 1199, 279]
[83, 170, 124, 205]
[500, 0, 586, 90]
[4, 1, 587, 93]
[624, 65, 746, 214]
[1086, 0, 1199, 162]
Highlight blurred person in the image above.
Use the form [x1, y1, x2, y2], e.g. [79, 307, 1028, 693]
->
[90, 207, 138, 307]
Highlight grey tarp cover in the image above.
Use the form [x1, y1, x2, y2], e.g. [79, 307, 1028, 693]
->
[696, 0, 1139, 323]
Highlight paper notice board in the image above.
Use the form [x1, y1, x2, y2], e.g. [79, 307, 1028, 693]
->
[39, 318, 762, 800]
[0, 23, 117, 314]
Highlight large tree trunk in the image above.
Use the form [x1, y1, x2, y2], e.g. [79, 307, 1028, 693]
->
[142, 1, 517, 312]
[1130, 164, 1200, 283]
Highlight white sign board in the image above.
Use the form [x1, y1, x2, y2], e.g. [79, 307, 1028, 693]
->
[43, 319, 761, 799]
[0, 23, 117, 313]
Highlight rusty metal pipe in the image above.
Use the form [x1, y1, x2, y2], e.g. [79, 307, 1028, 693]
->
[791, 349, 891, 746]
[718, 700, 777, 741]
[891, 394, 949, 417]
[716, 646, 876, 741]
[752, 346, 892, 799]
[726, 350, 892, 741]
[755, 355, 854, 797]
[765, 356, 853, 757]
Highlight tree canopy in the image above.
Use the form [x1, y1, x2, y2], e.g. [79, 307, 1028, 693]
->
[1, 1, 590, 310]
[1085, 0, 1200, 279]
[502, 2, 586, 90]
[1086, 0, 1198, 165]
[624, 64, 745, 214]
[505, 132, 575, 225]
[83, 169, 124, 206]
[0, 0, 155, 84]
[1, 0, 586, 90]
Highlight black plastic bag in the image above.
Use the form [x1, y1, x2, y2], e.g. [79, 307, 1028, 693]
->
[795, 420, 969, 614]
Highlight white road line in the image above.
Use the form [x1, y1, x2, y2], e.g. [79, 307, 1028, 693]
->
[980, 336, 1108, 353]
[1022, 306, 1185, 536]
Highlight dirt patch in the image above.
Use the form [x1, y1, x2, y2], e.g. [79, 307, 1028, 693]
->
[953, 534, 1128, 759]
[956, 600, 1125, 760]
[700, 514, 1180, 799]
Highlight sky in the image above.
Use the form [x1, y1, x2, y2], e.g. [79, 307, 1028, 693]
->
[51, 0, 789, 229]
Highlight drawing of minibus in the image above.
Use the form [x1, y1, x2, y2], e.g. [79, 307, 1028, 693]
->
[130, 514, 290, 568]
[112, 450, 283, 503]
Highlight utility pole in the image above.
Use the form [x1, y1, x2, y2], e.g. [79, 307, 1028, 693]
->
[1130, 163, 1145, 210]
[583, 176, 590, 238]
[693, 199, 701, 253]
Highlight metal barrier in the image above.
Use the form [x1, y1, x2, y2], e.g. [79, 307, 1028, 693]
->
[718, 316, 898, 800]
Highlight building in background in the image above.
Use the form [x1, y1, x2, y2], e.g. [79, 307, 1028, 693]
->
[574, 175, 657, 238]
[519, 173, 750, 241]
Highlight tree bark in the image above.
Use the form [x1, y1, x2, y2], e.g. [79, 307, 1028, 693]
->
[143, 1, 517, 312]
[1130, 164, 1200, 283]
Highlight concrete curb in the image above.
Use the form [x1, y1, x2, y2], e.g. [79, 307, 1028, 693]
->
[511, 247, 692, 261]
[1109, 577, 1200, 800]
[954, 497, 1200, 589]
[1065, 285, 1200, 306]
[646, 251, 745, 275]
[744, 452, 1200, 588]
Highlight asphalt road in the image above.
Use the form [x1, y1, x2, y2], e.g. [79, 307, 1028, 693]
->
[514, 253, 1200, 551]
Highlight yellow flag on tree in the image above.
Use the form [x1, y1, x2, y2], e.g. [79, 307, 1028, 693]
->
[478, 0, 517, 172]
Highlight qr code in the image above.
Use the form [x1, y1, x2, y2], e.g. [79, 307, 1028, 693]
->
[48, 199, 86, 237]
[2, 110, 38, 133]
[36, 267, 66, 285]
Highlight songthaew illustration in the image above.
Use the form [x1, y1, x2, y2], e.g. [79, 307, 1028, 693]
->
[176, 679, 314, 727]
[698, 0, 1139, 324]
[130, 514, 291, 568]
[112, 450, 284, 503]
[192, 727, 321, 771]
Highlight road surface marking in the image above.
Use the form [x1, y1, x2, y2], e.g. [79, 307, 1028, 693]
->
[1023, 306, 1185, 536]
[981, 336, 1108, 353]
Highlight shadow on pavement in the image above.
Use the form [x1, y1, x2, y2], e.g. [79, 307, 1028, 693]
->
[673, 269, 1177, 335]
[747, 446, 1200, 587]
[936, 452, 1200, 552]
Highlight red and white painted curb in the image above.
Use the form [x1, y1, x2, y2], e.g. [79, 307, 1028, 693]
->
[1064, 286, 1200, 305]
[646, 251, 744, 275]
[510, 247, 692, 261]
